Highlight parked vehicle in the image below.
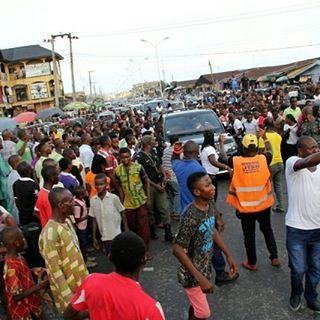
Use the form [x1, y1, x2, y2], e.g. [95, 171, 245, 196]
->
[98, 111, 115, 121]
[163, 109, 237, 173]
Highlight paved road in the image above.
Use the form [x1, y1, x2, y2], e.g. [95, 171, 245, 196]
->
[1, 178, 319, 320]
[91, 177, 320, 320]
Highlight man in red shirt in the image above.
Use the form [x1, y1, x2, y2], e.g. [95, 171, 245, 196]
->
[64, 231, 165, 320]
[35, 165, 59, 227]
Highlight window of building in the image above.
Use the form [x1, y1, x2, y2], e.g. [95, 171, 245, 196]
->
[13, 85, 28, 102]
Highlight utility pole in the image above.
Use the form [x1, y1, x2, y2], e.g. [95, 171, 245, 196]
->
[68, 33, 78, 102]
[88, 70, 95, 97]
[45, 32, 78, 107]
[209, 60, 214, 91]
[50, 38, 60, 107]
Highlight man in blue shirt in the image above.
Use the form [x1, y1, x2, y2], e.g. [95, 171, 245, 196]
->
[172, 141, 205, 212]
[173, 140, 239, 286]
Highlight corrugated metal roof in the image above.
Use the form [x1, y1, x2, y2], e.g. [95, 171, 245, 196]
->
[287, 61, 320, 79]
[197, 57, 319, 85]
[0, 45, 63, 62]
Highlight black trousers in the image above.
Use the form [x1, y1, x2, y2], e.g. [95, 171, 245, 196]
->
[239, 208, 278, 265]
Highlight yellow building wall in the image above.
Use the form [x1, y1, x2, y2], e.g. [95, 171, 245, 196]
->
[0, 58, 63, 116]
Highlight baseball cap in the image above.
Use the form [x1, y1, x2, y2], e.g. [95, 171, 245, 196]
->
[242, 134, 258, 148]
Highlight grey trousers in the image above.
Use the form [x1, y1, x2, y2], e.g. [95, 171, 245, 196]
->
[149, 185, 170, 225]
[270, 163, 285, 211]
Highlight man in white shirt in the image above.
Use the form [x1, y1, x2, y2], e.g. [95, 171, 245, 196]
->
[229, 112, 244, 154]
[285, 136, 320, 313]
[243, 111, 258, 135]
[79, 134, 94, 174]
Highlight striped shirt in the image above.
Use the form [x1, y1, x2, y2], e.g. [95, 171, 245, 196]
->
[162, 146, 177, 180]
[39, 219, 88, 312]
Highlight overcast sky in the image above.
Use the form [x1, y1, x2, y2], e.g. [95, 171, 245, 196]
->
[2, 0, 320, 94]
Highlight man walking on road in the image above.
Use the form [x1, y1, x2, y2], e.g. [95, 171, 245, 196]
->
[135, 135, 173, 242]
[285, 136, 320, 313]
[227, 133, 280, 270]
[173, 141, 239, 286]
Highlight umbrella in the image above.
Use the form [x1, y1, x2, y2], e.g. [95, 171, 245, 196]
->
[0, 118, 17, 132]
[15, 112, 37, 123]
[276, 76, 288, 83]
[37, 107, 65, 119]
[64, 102, 90, 111]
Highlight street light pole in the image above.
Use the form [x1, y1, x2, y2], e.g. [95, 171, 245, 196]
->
[128, 57, 148, 98]
[88, 70, 95, 97]
[154, 46, 163, 97]
[140, 37, 169, 98]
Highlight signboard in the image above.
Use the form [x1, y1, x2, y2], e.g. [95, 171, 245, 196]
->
[30, 82, 48, 100]
[25, 63, 50, 78]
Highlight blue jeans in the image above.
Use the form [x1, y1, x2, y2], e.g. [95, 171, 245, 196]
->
[286, 226, 320, 303]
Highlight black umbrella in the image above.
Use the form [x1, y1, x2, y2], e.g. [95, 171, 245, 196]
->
[37, 107, 65, 119]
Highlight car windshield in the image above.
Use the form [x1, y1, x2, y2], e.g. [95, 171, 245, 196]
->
[165, 111, 223, 136]
[144, 100, 167, 112]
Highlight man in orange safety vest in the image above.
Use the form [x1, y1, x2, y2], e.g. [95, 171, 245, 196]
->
[227, 132, 280, 271]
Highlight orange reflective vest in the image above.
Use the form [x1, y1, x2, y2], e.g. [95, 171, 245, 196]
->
[226, 155, 274, 213]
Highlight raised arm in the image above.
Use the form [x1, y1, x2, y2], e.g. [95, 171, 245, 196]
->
[293, 152, 320, 171]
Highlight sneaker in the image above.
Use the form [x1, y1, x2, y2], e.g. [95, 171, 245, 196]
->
[86, 261, 98, 268]
[271, 258, 281, 267]
[215, 271, 239, 286]
[289, 295, 302, 312]
[307, 300, 320, 313]
[242, 261, 257, 271]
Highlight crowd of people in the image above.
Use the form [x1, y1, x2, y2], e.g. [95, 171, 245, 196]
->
[0, 83, 319, 319]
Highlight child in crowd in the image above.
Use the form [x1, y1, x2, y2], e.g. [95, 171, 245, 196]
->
[90, 173, 128, 255]
[35, 165, 60, 228]
[2, 226, 48, 320]
[73, 186, 97, 268]
[173, 172, 237, 320]
[59, 157, 79, 194]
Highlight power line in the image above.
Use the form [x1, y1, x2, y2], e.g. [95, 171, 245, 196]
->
[71, 42, 320, 59]
[81, 2, 320, 38]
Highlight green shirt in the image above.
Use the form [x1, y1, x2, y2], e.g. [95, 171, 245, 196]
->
[50, 150, 63, 163]
[284, 107, 301, 121]
[115, 162, 147, 209]
[39, 219, 88, 312]
[16, 140, 32, 164]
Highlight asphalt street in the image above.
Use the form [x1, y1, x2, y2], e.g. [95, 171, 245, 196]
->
[91, 177, 320, 320]
[1, 178, 319, 320]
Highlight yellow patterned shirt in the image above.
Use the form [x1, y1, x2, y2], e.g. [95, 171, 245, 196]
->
[39, 218, 88, 313]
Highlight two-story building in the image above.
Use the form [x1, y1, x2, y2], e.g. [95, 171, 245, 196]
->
[0, 45, 64, 117]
